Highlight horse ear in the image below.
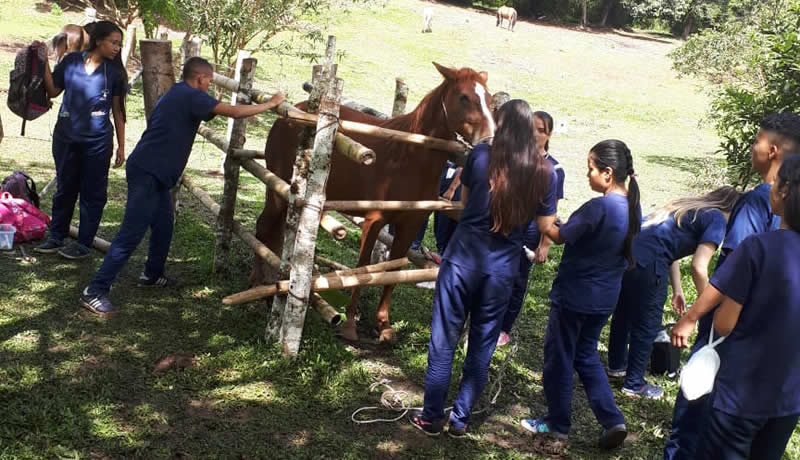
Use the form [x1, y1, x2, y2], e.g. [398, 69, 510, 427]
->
[433, 62, 457, 81]
[478, 71, 488, 84]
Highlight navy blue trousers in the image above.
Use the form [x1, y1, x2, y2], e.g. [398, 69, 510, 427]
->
[543, 304, 625, 434]
[88, 164, 173, 295]
[664, 333, 711, 460]
[501, 253, 533, 333]
[695, 407, 798, 460]
[423, 260, 512, 428]
[607, 262, 668, 389]
[50, 136, 112, 246]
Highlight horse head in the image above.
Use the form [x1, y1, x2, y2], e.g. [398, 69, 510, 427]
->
[432, 62, 496, 146]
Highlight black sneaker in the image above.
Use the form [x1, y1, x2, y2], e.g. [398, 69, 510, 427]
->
[79, 288, 117, 317]
[448, 423, 468, 438]
[408, 409, 443, 437]
[34, 238, 65, 254]
[58, 242, 91, 259]
[137, 273, 171, 288]
[598, 424, 627, 450]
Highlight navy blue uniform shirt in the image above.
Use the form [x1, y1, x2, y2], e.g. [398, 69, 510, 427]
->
[52, 52, 125, 142]
[710, 230, 800, 418]
[635, 209, 727, 274]
[698, 183, 781, 336]
[523, 153, 565, 248]
[550, 193, 638, 315]
[128, 82, 219, 187]
[444, 142, 557, 278]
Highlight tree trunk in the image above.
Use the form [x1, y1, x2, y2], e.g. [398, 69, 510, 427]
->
[600, 0, 615, 27]
[682, 12, 694, 39]
[582, 0, 588, 28]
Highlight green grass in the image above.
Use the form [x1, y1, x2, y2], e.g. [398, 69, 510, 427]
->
[1, 0, 799, 458]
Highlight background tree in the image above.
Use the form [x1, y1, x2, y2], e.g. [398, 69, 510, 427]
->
[670, 0, 800, 185]
[176, 0, 369, 78]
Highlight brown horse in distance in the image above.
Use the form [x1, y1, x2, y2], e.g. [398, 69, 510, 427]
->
[253, 63, 496, 343]
[496, 6, 518, 31]
[49, 24, 93, 62]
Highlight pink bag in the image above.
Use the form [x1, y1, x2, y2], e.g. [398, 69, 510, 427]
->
[0, 192, 50, 243]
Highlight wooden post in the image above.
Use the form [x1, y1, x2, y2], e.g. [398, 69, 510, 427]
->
[213, 57, 256, 273]
[266, 64, 326, 342]
[276, 36, 342, 356]
[180, 36, 201, 65]
[222, 51, 251, 173]
[121, 24, 136, 68]
[280, 77, 343, 355]
[392, 78, 409, 116]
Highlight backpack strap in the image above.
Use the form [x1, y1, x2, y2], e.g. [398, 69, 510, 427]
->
[708, 325, 726, 348]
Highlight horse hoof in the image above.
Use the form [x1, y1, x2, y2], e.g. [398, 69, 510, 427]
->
[338, 323, 359, 342]
[378, 328, 396, 344]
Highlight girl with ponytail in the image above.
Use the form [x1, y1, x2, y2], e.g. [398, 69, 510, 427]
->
[520, 139, 641, 450]
[606, 186, 740, 400]
[409, 100, 558, 437]
[34, 21, 128, 259]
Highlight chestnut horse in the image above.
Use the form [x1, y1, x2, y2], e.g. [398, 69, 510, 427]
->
[253, 63, 496, 343]
[496, 6, 517, 31]
[49, 24, 93, 63]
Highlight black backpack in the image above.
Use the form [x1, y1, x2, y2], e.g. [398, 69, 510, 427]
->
[1, 171, 40, 208]
[7, 46, 52, 136]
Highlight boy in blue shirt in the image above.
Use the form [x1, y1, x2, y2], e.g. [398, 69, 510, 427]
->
[666, 112, 800, 459]
[676, 156, 800, 459]
[79, 57, 285, 316]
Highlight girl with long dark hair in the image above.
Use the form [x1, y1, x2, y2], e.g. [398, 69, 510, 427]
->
[408, 100, 557, 437]
[34, 21, 128, 259]
[606, 186, 740, 399]
[521, 139, 641, 450]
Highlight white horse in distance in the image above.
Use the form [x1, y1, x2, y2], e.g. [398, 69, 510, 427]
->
[422, 7, 433, 33]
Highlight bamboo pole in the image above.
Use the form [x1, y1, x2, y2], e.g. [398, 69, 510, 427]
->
[230, 148, 264, 160]
[197, 124, 229, 152]
[315, 255, 350, 271]
[320, 212, 347, 240]
[333, 134, 376, 165]
[279, 48, 343, 356]
[181, 176, 281, 269]
[311, 293, 343, 326]
[214, 57, 256, 273]
[223, 267, 439, 305]
[68, 226, 111, 252]
[324, 200, 463, 212]
[323, 256, 408, 278]
[239, 158, 291, 202]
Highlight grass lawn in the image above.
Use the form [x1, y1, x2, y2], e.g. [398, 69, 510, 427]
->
[1, 0, 797, 458]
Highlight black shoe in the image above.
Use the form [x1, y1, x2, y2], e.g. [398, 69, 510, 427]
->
[408, 409, 443, 437]
[79, 288, 117, 317]
[447, 423, 468, 438]
[137, 273, 171, 288]
[598, 424, 627, 450]
[34, 238, 65, 254]
[59, 242, 91, 259]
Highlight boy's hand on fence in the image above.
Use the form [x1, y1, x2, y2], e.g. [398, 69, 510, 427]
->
[265, 92, 286, 109]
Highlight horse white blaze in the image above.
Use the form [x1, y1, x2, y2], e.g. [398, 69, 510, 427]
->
[474, 82, 496, 136]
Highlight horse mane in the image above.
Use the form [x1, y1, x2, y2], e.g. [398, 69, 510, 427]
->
[381, 79, 447, 135]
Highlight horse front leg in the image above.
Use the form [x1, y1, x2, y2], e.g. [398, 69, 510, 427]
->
[339, 216, 385, 342]
[374, 220, 422, 344]
[250, 195, 286, 286]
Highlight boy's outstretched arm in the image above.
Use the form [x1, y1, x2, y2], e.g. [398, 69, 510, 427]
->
[213, 92, 286, 119]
